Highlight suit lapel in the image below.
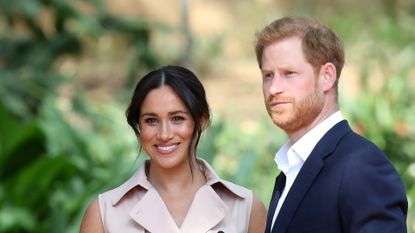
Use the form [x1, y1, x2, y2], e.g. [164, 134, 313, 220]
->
[272, 152, 324, 233]
[272, 120, 351, 233]
[266, 173, 286, 233]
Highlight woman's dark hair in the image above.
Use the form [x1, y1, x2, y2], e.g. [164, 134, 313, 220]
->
[126, 65, 211, 170]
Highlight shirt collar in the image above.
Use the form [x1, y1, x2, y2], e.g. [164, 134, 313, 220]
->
[292, 111, 344, 160]
[275, 111, 344, 173]
[111, 158, 247, 205]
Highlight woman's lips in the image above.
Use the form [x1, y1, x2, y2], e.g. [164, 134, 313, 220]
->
[155, 143, 179, 154]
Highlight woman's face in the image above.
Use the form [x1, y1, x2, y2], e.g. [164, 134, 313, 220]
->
[138, 85, 195, 171]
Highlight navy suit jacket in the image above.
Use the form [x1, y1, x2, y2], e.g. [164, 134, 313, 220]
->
[266, 120, 407, 233]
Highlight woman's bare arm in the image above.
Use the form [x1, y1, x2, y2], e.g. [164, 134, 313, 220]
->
[248, 193, 267, 233]
[80, 198, 105, 233]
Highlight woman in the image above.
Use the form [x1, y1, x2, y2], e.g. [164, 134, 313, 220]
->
[80, 65, 266, 233]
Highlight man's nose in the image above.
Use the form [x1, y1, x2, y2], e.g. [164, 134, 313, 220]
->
[268, 75, 284, 95]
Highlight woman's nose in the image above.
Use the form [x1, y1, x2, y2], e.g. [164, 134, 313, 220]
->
[158, 121, 173, 141]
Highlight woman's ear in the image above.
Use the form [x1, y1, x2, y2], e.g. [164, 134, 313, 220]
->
[137, 124, 142, 142]
[320, 62, 337, 92]
[200, 114, 209, 131]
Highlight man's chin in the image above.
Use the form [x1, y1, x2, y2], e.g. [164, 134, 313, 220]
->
[271, 117, 289, 129]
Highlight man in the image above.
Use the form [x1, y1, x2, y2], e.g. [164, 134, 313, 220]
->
[254, 16, 407, 233]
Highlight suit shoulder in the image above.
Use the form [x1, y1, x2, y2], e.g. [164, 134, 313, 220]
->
[338, 131, 386, 158]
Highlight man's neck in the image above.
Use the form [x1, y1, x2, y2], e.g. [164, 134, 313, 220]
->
[287, 106, 339, 143]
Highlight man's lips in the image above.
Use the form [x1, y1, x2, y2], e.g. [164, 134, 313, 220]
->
[271, 101, 289, 105]
[269, 100, 291, 108]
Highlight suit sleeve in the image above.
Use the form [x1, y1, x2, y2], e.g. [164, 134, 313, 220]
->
[338, 141, 407, 233]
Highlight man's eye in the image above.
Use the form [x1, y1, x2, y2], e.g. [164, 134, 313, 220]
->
[263, 72, 273, 80]
[286, 71, 296, 77]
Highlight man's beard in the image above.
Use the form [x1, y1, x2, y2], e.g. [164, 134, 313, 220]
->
[267, 88, 324, 134]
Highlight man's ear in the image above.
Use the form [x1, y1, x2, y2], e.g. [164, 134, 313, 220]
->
[320, 62, 337, 92]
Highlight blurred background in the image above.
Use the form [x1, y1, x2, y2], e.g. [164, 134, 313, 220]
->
[1, 0, 414, 232]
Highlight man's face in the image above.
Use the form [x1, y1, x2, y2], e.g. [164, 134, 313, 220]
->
[260, 37, 325, 135]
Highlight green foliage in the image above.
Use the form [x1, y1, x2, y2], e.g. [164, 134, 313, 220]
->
[0, 97, 140, 233]
[0, 0, 160, 119]
[0, 1, 158, 232]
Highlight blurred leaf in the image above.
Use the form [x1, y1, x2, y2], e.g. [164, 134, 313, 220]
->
[0, 206, 36, 232]
[0, 103, 46, 180]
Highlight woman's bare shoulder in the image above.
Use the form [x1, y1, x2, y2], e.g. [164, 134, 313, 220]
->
[248, 193, 267, 233]
[79, 198, 105, 233]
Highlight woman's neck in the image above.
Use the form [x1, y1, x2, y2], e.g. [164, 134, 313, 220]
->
[147, 159, 206, 195]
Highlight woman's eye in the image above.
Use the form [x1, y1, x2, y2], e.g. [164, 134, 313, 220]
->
[144, 118, 158, 124]
[172, 116, 185, 122]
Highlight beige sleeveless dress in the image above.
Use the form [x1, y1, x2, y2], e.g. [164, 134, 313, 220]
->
[98, 159, 253, 233]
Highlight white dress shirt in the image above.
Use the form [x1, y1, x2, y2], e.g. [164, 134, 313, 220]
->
[270, 111, 344, 229]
